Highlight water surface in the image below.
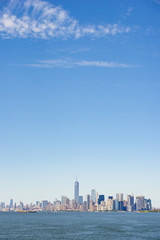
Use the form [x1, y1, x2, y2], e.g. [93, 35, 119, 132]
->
[0, 212, 160, 239]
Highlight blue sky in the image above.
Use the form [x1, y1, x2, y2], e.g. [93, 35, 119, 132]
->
[0, 0, 160, 207]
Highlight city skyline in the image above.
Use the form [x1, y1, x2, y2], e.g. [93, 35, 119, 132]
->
[0, 179, 154, 209]
[0, 180, 154, 212]
[0, 0, 160, 208]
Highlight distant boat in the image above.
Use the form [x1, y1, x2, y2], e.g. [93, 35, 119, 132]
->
[17, 210, 37, 213]
[27, 210, 37, 213]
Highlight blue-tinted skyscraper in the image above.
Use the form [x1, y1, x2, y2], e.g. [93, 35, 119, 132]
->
[147, 199, 152, 210]
[98, 195, 105, 205]
[74, 179, 79, 204]
[9, 199, 13, 209]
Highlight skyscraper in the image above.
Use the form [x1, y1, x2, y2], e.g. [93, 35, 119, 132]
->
[9, 199, 13, 209]
[116, 193, 123, 202]
[87, 194, 90, 209]
[79, 196, 83, 205]
[136, 196, 144, 211]
[127, 194, 134, 212]
[91, 189, 96, 203]
[74, 179, 79, 204]
[147, 199, 152, 210]
[98, 195, 105, 205]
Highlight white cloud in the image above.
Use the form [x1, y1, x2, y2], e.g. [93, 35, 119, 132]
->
[0, 0, 131, 39]
[126, 7, 134, 17]
[25, 59, 137, 69]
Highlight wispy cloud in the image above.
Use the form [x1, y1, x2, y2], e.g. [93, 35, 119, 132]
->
[123, 6, 134, 19]
[152, 0, 160, 5]
[0, 0, 131, 39]
[25, 59, 137, 69]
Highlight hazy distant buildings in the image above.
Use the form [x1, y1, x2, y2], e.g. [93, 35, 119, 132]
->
[1, 202, 5, 209]
[20, 201, 24, 210]
[42, 200, 48, 211]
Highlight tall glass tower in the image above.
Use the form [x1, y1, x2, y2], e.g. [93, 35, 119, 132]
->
[91, 189, 96, 203]
[9, 199, 13, 209]
[74, 179, 79, 204]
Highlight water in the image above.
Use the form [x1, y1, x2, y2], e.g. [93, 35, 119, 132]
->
[0, 212, 160, 239]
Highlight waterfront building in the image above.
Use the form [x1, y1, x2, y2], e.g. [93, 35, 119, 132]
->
[115, 199, 119, 210]
[127, 195, 134, 212]
[74, 180, 79, 205]
[144, 198, 148, 210]
[136, 196, 144, 211]
[91, 189, 96, 203]
[115, 193, 124, 210]
[147, 199, 152, 210]
[107, 196, 114, 211]
[87, 194, 90, 210]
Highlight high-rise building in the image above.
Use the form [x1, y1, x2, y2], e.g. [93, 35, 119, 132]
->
[115, 199, 119, 210]
[91, 189, 96, 203]
[61, 196, 67, 205]
[87, 194, 90, 209]
[74, 179, 79, 204]
[79, 196, 83, 205]
[119, 201, 124, 211]
[9, 199, 13, 209]
[136, 196, 144, 211]
[116, 193, 123, 202]
[107, 196, 114, 211]
[147, 199, 152, 210]
[98, 195, 105, 205]
[127, 195, 134, 212]
[96, 192, 99, 206]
